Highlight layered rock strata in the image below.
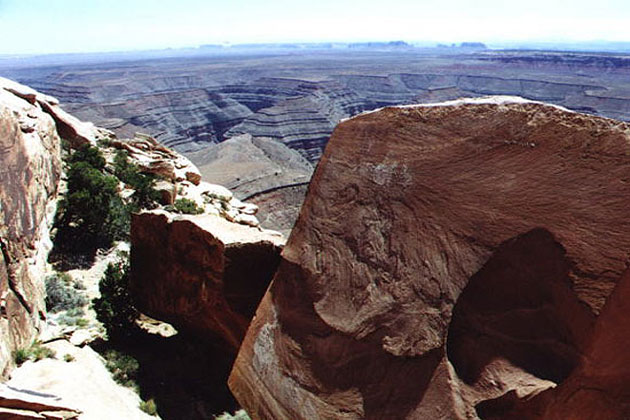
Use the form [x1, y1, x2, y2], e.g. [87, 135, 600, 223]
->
[188, 134, 313, 235]
[229, 97, 630, 419]
[130, 211, 284, 351]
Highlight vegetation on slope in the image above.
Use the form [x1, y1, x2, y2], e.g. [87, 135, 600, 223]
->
[52, 144, 159, 259]
[93, 252, 139, 339]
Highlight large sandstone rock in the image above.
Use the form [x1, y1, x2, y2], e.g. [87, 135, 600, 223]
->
[130, 211, 284, 351]
[229, 97, 630, 419]
[0, 83, 62, 375]
[0, 76, 111, 147]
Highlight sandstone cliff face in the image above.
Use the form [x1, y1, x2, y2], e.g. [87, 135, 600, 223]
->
[0, 79, 62, 375]
[130, 211, 284, 351]
[229, 97, 630, 419]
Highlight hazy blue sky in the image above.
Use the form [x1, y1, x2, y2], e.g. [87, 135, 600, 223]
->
[1, 0, 630, 54]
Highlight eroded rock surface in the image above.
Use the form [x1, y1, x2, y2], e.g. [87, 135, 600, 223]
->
[229, 97, 630, 419]
[0, 80, 62, 375]
[130, 211, 284, 351]
[188, 134, 313, 235]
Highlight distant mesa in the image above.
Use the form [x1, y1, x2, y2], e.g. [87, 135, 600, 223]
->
[437, 41, 487, 49]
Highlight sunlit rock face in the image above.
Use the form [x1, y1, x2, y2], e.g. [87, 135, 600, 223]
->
[0, 78, 63, 375]
[228, 97, 630, 420]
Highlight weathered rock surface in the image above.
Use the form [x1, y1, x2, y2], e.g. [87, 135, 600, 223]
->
[0, 383, 80, 419]
[7, 340, 157, 420]
[0, 80, 62, 376]
[0, 77, 111, 147]
[229, 97, 630, 419]
[130, 211, 284, 351]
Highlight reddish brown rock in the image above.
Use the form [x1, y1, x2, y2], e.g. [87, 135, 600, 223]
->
[0, 383, 80, 419]
[1, 76, 111, 148]
[229, 97, 630, 419]
[130, 211, 284, 351]
[0, 83, 62, 375]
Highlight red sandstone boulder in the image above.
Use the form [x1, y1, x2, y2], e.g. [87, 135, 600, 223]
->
[130, 211, 284, 351]
[1, 76, 112, 147]
[229, 97, 630, 419]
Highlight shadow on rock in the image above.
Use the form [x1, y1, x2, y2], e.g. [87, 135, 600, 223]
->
[92, 328, 239, 420]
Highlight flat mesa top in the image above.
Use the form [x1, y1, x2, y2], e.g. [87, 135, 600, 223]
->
[344, 95, 574, 122]
[151, 210, 285, 247]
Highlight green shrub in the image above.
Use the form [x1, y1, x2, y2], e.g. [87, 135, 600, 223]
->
[75, 318, 89, 328]
[45, 273, 87, 313]
[68, 144, 106, 170]
[54, 145, 128, 251]
[139, 398, 158, 416]
[31, 343, 56, 361]
[14, 341, 56, 366]
[102, 349, 139, 388]
[64, 353, 75, 363]
[114, 150, 160, 209]
[173, 198, 203, 215]
[14, 348, 30, 366]
[92, 254, 138, 339]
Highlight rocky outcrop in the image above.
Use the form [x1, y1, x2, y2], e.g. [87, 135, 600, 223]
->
[6, 339, 159, 420]
[0, 81, 62, 376]
[130, 211, 284, 351]
[109, 132, 201, 185]
[0, 77, 112, 147]
[229, 97, 630, 419]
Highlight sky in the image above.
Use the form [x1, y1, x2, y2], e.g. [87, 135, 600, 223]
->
[1, 0, 630, 54]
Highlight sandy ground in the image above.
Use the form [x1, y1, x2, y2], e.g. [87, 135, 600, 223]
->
[8, 340, 157, 420]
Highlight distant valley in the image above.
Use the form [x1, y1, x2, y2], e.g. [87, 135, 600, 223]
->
[4, 47, 630, 232]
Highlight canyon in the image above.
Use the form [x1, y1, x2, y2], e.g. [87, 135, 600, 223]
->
[3, 51, 630, 419]
[4, 48, 630, 233]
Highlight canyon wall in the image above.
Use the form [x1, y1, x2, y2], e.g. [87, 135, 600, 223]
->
[130, 211, 284, 352]
[229, 97, 630, 419]
[0, 79, 62, 375]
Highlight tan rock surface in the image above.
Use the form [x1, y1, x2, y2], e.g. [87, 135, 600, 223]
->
[229, 97, 630, 419]
[7, 340, 158, 420]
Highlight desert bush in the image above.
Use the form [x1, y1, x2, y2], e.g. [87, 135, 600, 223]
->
[45, 273, 88, 313]
[102, 349, 139, 388]
[92, 254, 138, 339]
[54, 145, 128, 251]
[114, 150, 160, 209]
[13, 348, 30, 366]
[139, 398, 158, 416]
[14, 341, 56, 366]
[68, 144, 106, 170]
[173, 198, 203, 215]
